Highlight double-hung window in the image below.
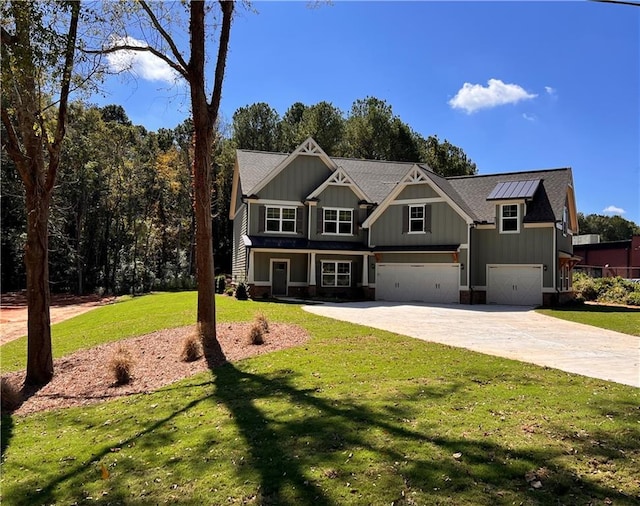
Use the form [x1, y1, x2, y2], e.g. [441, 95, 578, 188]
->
[409, 205, 425, 233]
[324, 208, 352, 235]
[266, 206, 296, 233]
[321, 261, 351, 287]
[499, 204, 520, 233]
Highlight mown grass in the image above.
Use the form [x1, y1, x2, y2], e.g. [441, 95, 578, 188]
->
[538, 304, 640, 336]
[1, 293, 639, 505]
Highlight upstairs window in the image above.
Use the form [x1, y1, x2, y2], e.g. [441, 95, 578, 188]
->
[266, 206, 297, 233]
[562, 206, 569, 236]
[324, 208, 353, 235]
[409, 205, 425, 233]
[500, 204, 520, 233]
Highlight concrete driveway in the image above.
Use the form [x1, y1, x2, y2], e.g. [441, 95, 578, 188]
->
[303, 302, 640, 387]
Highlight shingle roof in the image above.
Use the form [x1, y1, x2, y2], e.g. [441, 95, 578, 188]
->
[236, 147, 572, 224]
[236, 150, 288, 196]
[448, 168, 571, 223]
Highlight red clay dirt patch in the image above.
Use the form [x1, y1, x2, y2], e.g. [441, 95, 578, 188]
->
[0, 292, 116, 345]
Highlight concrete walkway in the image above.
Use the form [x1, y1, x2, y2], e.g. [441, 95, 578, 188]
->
[303, 302, 640, 387]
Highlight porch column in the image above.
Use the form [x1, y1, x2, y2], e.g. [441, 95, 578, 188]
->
[362, 253, 369, 286]
[248, 250, 255, 283]
[309, 252, 317, 285]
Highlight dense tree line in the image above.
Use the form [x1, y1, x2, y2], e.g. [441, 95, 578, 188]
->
[578, 213, 639, 242]
[1, 97, 478, 296]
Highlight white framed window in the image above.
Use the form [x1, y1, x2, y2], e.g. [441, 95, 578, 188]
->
[321, 261, 351, 287]
[562, 206, 569, 236]
[500, 204, 520, 233]
[409, 205, 425, 233]
[560, 264, 571, 291]
[266, 206, 297, 233]
[323, 208, 352, 235]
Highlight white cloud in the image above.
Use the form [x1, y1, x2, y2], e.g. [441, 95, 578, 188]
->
[545, 86, 556, 96]
[602, 205, 626, 215]
[106, 36, 180, 84]
[522, 113, 536, 122]
[448, 78, 537, 114]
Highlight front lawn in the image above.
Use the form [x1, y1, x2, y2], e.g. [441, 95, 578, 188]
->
[1, 293, 638, 505]
[538, 304, 640, 336]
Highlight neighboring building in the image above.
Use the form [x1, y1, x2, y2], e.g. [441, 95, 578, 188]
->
[230, 138, 580, 306]
[573, 235, 640, 279]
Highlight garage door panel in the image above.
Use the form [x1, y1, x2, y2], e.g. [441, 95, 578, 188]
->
[487, 266, 542, 306]
[376, 264, 459, 304]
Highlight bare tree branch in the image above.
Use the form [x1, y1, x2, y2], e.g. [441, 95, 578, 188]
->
[84, 43, 188, 81]
[46, 0, 80, 194]
[1, 26, 16, 45]
[137, 0, 190, 75]
[209, 0, 234, 114]
[0, 106, 30, 186]
[591, 0, 640, 6]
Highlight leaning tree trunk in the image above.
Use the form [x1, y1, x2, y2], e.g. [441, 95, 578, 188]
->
[24, 181, 54, 385]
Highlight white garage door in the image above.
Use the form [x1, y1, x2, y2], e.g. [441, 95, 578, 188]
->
[487, 265, 542, 306]
[376, 263, 459, 304]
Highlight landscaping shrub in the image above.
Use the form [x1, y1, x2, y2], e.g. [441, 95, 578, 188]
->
[572, 272, 597, 301]
[180, 332, 202, 362]
[247, 321, 264, 345]
[254, 311, 269, 333]
[626, 291, 640, 306]
[109, 345, 135, 385]
[235, 281, 249, 300]
[215, 275, 226, 294]
[1, 377, 21, 413]
[574, 273, 639, 305]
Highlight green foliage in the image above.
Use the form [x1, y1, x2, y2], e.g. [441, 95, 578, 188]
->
[572, 272, 598, 301]
[1, 296, 638, 505]
[626, 291, 640, 306]
[235, 281, 249, 301]
[573, 273, 639, 307]
[577, 212, 640, 241]
[215, 275, 227, 294]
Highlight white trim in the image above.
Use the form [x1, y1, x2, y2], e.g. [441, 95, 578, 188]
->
[320, 259, 352, 288]
[524, 222, 554, 229]
[373, 249, 459, 254]
[265, 205, 298, 234]
[499, 203, 520, 234]
[306, 166, 369, 202]
[251, 247, 372, 256]
[229, 161, 240, 219]
[323, 207, 353, 235]
[270, 258, 290, 296]
[250, 137, 337, 196]
[408, 204, 426, 234]
[246, 198, 304, 207]
[476, 224, 496, 229]
[390, 197, 444, 205]
[363, 165, 474, 228]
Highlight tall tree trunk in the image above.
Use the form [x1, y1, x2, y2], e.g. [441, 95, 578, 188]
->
[24, 172, 54, 385]
[189, 0, 225, 364]
[1, 0, 80, 386]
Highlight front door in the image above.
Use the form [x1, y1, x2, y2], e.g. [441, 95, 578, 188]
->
[272, 261, 288, 296]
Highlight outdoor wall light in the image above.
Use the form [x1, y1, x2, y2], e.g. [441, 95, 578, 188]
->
[543, 265, 548, 271]
[460, 263, 465, 270]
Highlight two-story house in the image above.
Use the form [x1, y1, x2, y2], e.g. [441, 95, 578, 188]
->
[230, 138, 579, 306]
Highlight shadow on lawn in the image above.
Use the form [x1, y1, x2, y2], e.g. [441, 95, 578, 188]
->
[6, 363, 639, 505]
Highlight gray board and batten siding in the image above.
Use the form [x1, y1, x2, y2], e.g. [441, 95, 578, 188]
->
[256, 155, 332, 201]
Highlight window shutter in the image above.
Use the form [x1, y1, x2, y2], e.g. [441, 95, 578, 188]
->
[258, 205, 265, 233]
[296, 208, 303, 235]
[353, 211, 359, 234]
[317, 208, 323, 234]
[425, 204, 432, 233]
[402, 206, 409, 233]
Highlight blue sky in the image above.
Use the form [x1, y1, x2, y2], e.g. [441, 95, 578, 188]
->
[92, 1, 640, 225]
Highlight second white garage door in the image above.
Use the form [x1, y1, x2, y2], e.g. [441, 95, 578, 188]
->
[487, 265, 542, 306]
[376, 263, 459, 304]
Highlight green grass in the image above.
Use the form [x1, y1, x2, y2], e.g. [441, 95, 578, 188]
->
[538, 304, 640, 336]
[1, 293, 639, 505]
